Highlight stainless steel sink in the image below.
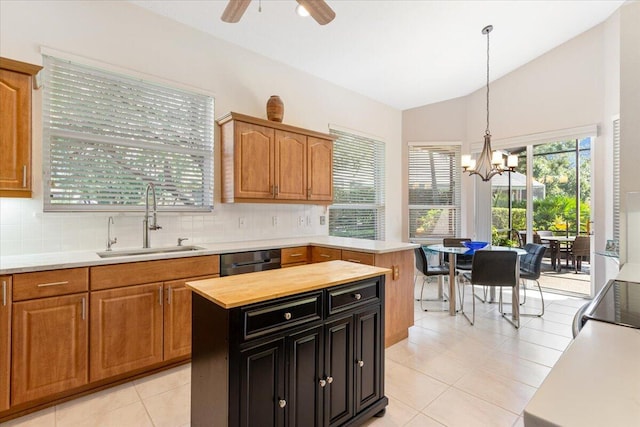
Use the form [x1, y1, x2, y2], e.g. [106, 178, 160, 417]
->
[97, 245, 205, 258]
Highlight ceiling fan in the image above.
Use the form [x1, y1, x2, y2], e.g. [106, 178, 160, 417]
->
[221, 0, 336, 25]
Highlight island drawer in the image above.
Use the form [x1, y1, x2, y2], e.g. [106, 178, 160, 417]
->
[13, 267, 89, 301]
[328, 279, 380, 315]
[243, 291, 323, 340]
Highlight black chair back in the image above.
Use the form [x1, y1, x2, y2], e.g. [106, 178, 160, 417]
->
[520, 243, 546, 280]
[414, 247, 427, 275]
[469, 250, 518, 288]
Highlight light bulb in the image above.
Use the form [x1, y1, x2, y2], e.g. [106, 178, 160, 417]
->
[296, 4, 310, 17]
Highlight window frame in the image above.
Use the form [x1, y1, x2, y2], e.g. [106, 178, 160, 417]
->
[329, 127, 386, 241]
[41, 54, 214, 212]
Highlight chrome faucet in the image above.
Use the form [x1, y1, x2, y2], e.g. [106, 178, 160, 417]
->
[106, 216, 117, 251]
[143, 182, 162, 248]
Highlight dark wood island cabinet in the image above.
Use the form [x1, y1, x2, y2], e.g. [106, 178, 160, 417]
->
[187, 260, 389, 427]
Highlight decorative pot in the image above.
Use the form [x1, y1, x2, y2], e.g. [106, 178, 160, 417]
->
[266, 95, 284, 122]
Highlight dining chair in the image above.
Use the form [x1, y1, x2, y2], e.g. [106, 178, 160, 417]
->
[414, 246, 449, 311]
[460, 250, 520, 328]
[519, 243, 546, 317]
[569, 236, 590, 273]
[442, 238, 473, 271]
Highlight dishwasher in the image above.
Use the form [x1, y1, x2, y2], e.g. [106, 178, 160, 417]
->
[220, 249, 281, 276]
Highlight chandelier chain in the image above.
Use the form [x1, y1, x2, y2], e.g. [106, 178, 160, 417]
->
[486, 27, 490, 136]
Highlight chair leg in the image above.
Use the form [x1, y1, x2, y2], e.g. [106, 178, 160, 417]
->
[498, 287, 520, 329]
[460, 282, 475, 326]
[520, 281, 527, 305]
[520, 279, 544, 317]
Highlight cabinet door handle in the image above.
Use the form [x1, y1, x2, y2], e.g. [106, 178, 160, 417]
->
[346, 259, 361, 263]
[319, 378, 327, 387]
[2, 280, 6, 306]
[278, 399, 287, 408]
[357, 360, 365, 368]
[326, 376, 333, 384]
[37, 281, 69, 288]
[167, 286, 172, 305]
[22, 165, 27, 188]
[81, 297, 86, 320]
[290, 253, 302, 257]
[320, 254, 330, 258]
[353, 293, 362, 300]
[271, 185, 275, 197]
[283, 312, 292, 320]
[159, 286, 163, 306]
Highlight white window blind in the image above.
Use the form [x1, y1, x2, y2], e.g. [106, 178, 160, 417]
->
[408, 144, 461, 240]
[613, 118, 620, 241]
[329, 129, 385, 240]
[42, 55, 214, 212]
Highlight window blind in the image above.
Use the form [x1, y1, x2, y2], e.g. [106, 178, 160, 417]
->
[329, 129, 385, 240]
[613, 118, 620, 241]
[408, 144, 461, 240]
[42, 55, 214, 211]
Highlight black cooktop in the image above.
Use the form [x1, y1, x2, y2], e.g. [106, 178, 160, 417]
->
[584, 279, 640, 329]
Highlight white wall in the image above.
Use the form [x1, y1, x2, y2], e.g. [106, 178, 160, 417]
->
[402, 17, 624, 293]
[0, 1, 403, 256]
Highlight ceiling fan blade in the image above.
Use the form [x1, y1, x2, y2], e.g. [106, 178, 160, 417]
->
[221, 0, 252, 23]
[296, 0, 335, 25]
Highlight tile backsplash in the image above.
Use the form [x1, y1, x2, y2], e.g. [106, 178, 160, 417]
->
[0, 197, 328, 256]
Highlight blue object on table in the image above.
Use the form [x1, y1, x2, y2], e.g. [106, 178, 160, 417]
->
[462, 241, 489, 253]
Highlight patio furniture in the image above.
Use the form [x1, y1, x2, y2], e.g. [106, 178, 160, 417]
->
[569, 235, 591, 273]
[460, 250, 520, 328]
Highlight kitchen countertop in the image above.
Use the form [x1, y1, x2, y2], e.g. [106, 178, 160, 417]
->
[523, 320, 640, 427]
[0, 236, 419, 275]
[187, 260, 390, 308]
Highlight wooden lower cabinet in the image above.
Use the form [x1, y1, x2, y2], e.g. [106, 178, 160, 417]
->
[11, 293, 88, 405]
[90, 283, 163, 381]
[164, 276, 216, 361]
[0, 277, 11, 411]
[191, 275, 387, 427]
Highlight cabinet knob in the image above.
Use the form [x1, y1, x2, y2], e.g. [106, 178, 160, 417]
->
[278, 399, 287, 408]
[326, 376, 333, 384]
[357, 360, 365, 368]
[353, 293, 362, 300]
[319, 379, 327, 388]
[284, 312, 292, 320]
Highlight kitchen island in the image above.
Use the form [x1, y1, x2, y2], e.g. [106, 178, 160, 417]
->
[186, 260, 390, 427]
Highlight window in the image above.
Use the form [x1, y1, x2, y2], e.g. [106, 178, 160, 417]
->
[42, 55, 214, 212]
[329, 129, 385, 240]
[613, 118, 620, 241]
[408, 144, 461, 240]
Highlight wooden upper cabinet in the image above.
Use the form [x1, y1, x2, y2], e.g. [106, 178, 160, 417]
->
[307, 137, 333, 202]
[218, 112, 335, 204]
[0, 58, 42, 198]
[275, 130, 307, 200]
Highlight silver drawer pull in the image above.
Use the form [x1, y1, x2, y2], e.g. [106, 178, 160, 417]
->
[284, 312, 292, 320]
[81, 297, 86, 320]
[290, 253, 302, 257]
[278, 399, 287, 408]
[320, 254, 331, 258]
[353, 293, 362, 300]
[2, 281, 6, 306]
[357, 360, 365, 368]
[23, 165, 27, 188]
[346, 259, 361, 263]
[319, 378, 327, 387]
[37, 281, 69, 288]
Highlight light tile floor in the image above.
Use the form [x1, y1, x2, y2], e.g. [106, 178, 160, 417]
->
[3, 281, 588, 427]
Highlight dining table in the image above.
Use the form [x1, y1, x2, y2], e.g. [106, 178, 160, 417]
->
[539, 235, 576, 271]
[426, 244, 527, 315]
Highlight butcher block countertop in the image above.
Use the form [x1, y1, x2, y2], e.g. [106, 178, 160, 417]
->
[186, 260, 390, 309]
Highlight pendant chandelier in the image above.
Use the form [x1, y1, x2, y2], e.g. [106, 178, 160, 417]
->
[461, 25, 517, 181]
